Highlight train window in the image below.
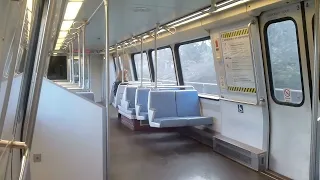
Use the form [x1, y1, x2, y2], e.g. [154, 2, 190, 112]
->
[73, 59, 79, 83]
[133, 53, 151, 81]
[178, 38, 217, 95]
[151, 48, 177, 84]
[265, 19, 304, 105]
[47, 56, 68, 80]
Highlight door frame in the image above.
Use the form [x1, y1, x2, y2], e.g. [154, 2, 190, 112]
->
[259, 2, 312, 179]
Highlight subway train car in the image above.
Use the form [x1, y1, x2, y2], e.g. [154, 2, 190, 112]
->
[1, 0, 320, 180]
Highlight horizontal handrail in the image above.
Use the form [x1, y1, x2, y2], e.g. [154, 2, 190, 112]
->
[0, 140, 28, 149]
[148, 85, 195, 89]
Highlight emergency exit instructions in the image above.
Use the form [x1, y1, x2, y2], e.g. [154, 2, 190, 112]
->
[221, 28, 256, 93]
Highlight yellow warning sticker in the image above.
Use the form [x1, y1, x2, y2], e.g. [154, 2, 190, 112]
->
[221, 28, 249, 39]
[227, 86, 256, 94]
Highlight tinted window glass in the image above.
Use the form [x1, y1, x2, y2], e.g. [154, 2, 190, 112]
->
[266, 20, 303, 104]
[151, 48, 176, 84]
[178, 39, 217, 95]
[133, 53, 151, 81]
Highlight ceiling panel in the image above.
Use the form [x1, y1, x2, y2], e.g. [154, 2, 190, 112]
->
[74, 0, 211, 50]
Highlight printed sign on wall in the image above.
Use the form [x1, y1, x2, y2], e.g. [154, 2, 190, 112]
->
[220, 28, 256, 94]
[283, 88, 292, 102]
[238, 104, 244, 113]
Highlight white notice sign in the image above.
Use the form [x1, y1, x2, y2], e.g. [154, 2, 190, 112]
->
[221, 28, 256, 89]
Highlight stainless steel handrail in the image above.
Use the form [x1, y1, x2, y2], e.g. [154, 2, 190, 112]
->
[0, 140, 28, 149]
[140, 37, 144, 87]
[310, 0, 320, 179]
[247, 19, 260, 106]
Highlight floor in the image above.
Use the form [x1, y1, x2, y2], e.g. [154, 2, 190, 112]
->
[109, 108, 271, 180]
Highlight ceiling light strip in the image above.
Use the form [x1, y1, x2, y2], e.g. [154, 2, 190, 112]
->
[109, 0, 250, 51]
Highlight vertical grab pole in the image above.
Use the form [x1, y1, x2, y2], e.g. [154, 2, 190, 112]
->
[154, 23, 159, 88]
[122, 45, 125, 83]
[140, 37, 143, 87]
[69, 44, 73, 83]
[310, 0, 320, 179]
[82, 25, 86, 89]
[71, 42, 74, 83]
[102, 1, 109, 180]
[69, 44, 71, 82]
[78, 32, 81, 87]
[115, 44, 119, 74]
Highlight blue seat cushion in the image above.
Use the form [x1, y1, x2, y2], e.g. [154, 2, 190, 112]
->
[118, 106, 135, 115]
[187, 116, 213, 126]
[175, 90, 201, 117]
[153, 117, 189, 127]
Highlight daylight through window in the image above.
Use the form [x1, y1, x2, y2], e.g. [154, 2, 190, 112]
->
[133, 53, 151, 81]
[266, 19, 303, 105]
[178, 39, 217, 95]
[151, 48, 177, 84]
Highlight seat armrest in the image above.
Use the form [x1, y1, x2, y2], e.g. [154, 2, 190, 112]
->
[148, 108, 156, 121]
[136, 104, 142, 115]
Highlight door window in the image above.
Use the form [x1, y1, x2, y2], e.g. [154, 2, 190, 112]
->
[265, 19, 304, 105]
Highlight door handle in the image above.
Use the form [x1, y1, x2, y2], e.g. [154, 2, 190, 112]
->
[259, 97, 266, 103]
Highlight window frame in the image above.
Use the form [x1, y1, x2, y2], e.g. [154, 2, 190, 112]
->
[148, 46, 178, 85]
[174, 36, 218, 99]
[264, 17, 305, 107]
[131, 51, 151, 81]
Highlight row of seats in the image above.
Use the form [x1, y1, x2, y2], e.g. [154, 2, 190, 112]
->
[115, 84, 213, 128]
[148, 90, 213, 128]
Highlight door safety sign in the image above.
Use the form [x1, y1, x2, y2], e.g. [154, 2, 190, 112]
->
[283, 88, 292, 102]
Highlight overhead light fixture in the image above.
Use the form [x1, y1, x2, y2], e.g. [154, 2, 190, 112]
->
[61, 20, 74, 31]
[58, 31, 68, 38]
[54, 1, 84, 51]
[55, 45, 61, 50]
[27, 0, 33, 11]
[172, 13, 210, 27]
[108, 0, 251, 52]
[57, 39, 65, 44]
[215, 0, 249, 12]
[64, 1, 83, 20]
[167, 11, 203, 27]
[217, 0, 238, 8]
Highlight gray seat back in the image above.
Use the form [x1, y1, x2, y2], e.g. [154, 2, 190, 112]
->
[125, 86, 137, 108]
[148, 91, 177, 118]
[175, 90, 201, 117]
[135, 88, 150, 112]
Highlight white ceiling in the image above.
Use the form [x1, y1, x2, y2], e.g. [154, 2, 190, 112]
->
[74, 0, 211, 50]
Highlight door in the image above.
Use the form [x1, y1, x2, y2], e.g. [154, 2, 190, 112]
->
[260, 2, 311, 180]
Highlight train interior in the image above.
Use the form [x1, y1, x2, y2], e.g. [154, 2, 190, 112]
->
[1, 0, 320, 180]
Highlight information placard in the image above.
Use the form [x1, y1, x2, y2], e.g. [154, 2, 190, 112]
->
[221, 28, 256, 94]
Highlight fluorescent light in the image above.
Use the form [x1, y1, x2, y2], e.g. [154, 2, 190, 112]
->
[167, 11, 203, 27]
[61, 20, 74, 31]
[157, 29, 166, 34]
[64, 1, 83, 20]
[215, 0, 249, 12]
[57, 38, 65, 44]
[27, 0, 33, 11]
[216, 0, 234, 7]
[55, 45, 61, 50]
[58, 31, 68, 38]
[172, 13, 210, 27]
